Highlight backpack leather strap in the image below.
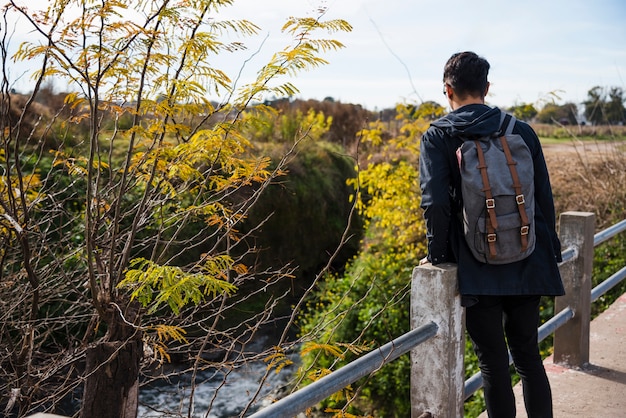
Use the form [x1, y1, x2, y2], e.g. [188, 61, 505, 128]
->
[499, 135, 531, 251]
[473, 140, 498, 258]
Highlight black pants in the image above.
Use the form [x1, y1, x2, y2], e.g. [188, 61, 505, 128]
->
[465, 295, 553, 418]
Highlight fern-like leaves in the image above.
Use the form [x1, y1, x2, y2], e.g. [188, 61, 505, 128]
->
[118, 257, 238, 314]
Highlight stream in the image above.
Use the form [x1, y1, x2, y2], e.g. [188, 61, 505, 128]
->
[138, 339, 299, 417]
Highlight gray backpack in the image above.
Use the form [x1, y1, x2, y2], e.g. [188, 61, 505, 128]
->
[457, 112, 535, 264]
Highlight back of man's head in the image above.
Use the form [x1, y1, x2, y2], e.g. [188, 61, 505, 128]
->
[443, 52, 490, 100]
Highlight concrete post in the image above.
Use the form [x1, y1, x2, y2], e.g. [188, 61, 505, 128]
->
[410, 263, 464, 418]
[554, 211, 595, 367]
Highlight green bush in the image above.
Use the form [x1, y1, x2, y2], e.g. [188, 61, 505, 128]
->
[297, 107, 426, 417]
[235, 140, 363, 316]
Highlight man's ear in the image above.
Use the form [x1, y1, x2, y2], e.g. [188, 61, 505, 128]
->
[484, 82, 490, 97]
[445, 84, 454, 98]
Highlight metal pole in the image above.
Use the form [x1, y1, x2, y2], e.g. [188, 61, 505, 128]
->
[250, 322, 438, 418]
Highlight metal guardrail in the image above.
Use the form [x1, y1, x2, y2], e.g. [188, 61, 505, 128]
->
[249, 322, 438, 418]
[559, 245, 578, 264]
[590, 218, 626, 303]
[593, 219, 626, 247]
[592, 266, 626, 302]
[252, 218, 626, 416]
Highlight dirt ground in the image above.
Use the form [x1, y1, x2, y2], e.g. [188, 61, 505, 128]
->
[542, 139, 625, 160]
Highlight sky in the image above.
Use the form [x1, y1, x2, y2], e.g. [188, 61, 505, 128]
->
[4, 0, 626, 111]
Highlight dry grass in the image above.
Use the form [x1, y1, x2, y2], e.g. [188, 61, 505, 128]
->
[543, 140, 626, 228]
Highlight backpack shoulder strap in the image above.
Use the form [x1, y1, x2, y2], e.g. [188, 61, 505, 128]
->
[497, 111, 516, 136]
[497, 113, 531, 251]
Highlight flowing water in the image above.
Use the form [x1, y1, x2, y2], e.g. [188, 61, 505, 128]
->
[138, 340, 299, 417]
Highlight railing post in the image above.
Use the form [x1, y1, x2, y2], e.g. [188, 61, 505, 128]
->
[554, 211, 595, 367]
[410, 263, 464, 418]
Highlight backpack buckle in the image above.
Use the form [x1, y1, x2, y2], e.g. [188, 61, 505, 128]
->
[487, 233, 497, 243]
[516, 194, 525, 205]
[485, 198, 495, 209]
[520, 225, 530, 235]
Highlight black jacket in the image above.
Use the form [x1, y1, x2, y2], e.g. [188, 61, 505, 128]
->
[419, 104, 565, 297]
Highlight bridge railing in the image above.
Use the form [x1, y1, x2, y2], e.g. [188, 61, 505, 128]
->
[413, 212, 626, 417]
[250, 212, 626, 418]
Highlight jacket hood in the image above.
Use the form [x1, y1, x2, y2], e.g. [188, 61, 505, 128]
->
[431, 104, 502, 139]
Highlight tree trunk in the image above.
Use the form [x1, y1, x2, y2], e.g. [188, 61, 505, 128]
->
[80, 338, 142, 418]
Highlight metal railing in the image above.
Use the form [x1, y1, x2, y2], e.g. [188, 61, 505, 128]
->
[249, 322, 438, 418]
[590, 218, 626, 301]
[250, 214, 626, 417]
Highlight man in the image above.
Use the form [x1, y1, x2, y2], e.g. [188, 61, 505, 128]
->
[419, 51, 565, 417]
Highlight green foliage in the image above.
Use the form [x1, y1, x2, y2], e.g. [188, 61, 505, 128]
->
[238, 139, 362, 302]
[584, 86, 626, 125]
[118, 257, 239, 315]
[298, 104, 428, 417]
[605, 87, 626, 124]
[592, 233, 626, 317]
[536, 102, 578, 125]
[240, 105, 333, 143]
[410, 101, 446, 121]
[463, 335, 486, 417]
[507, 102, 538, 121]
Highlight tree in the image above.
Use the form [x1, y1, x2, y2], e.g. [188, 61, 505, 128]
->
[507, 102, 538, 122]
[583, 86, 625, 125]
[536, 102, 578, 125]
[605, 87, 626, 124]
[1, 1, 351, 417]
[584, 86, 606, 125]
[411, 100, 446, 121]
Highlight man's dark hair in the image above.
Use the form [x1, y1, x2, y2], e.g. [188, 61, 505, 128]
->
[443, 51, 490, 99]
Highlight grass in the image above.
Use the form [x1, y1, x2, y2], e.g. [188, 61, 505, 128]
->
[532, 123, 626, 143]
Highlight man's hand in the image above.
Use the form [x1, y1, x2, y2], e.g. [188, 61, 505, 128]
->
[419, 257, 430, 266]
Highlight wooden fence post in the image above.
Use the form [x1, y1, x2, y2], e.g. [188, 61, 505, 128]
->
[410, 263, 464, 418]
[554, 211, 595, 367]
